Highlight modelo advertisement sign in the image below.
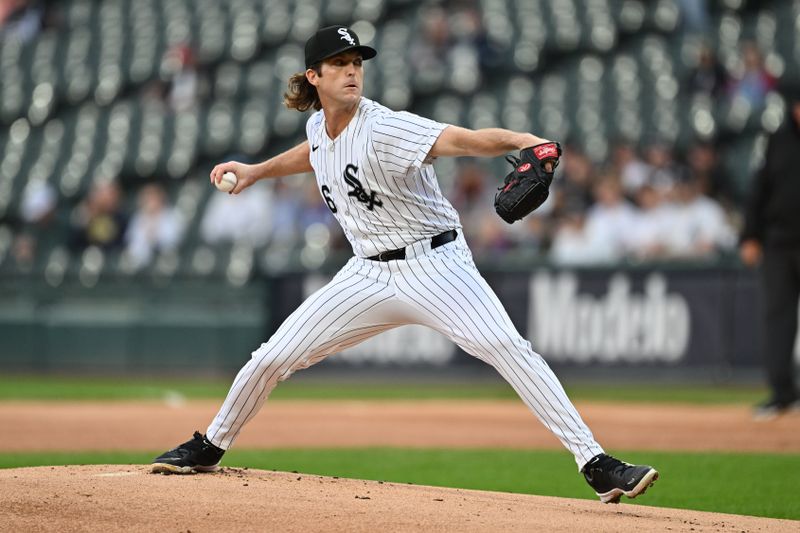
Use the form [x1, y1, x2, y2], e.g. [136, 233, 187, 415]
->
[269, 268, 798, 369]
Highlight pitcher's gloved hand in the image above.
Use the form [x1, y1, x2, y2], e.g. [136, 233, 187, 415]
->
[494, 142, 562, 224]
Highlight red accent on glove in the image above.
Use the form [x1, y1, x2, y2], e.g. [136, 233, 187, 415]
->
[502, 179, 518, 193]
[533, 143, 559, 160]
[517, 162, 532, 173]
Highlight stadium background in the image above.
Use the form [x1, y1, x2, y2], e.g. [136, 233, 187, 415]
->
[1, 0, 798, 378]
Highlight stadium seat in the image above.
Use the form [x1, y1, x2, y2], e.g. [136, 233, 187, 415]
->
[2, 0, 798, 279]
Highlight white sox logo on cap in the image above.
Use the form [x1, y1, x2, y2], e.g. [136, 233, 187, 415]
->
[338, 28, 356, 46]
[304, 25, 377, 68]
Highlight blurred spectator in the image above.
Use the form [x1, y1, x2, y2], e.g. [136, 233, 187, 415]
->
[162, 43, 202, 112]
[642, 141, 685, 195]
[728, 41, 776, 108]
[409, 6, 451, 90]
[551, 145, 595, 217]
[141, 79, 169, 112]
[19, 178, 56, 227]
[520, 213, 548, 252]
[685, 141, 735, 207]
[470, 211, 516, 258]
[450, 160, 492, 241]
[739, 88, 800, 419]
[685, 42, 728, 98]
[661, 176, 735, 258]
[69, 180, 128, 252]
[625, 185, 672, 260]
[609, 141, 650, 196]
[583, 175, 637, 260]
[551, 176, 636, 265]
[0, 0, 42, 44]
[268, 178, 302, 248]
[124, 183, 185, 270]
[11, 178, 58, 269]
[449, 4, 495, 84]
[457, 5, 500, 70]
[201, 179, 273, 247]
[550, 202, 609, 265]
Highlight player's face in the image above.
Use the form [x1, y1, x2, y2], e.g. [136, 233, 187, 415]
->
[310, 51, 364, 106]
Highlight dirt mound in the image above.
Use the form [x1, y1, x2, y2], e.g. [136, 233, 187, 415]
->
[0, 465, 794, 532]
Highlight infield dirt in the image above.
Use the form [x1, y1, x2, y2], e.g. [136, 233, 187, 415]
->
[0, 400, 797, 452]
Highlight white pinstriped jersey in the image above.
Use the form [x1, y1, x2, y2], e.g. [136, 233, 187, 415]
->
[205, 99, 606, 473]
[306, 97, 462, 258]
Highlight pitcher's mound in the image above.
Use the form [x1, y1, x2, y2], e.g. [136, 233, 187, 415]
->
[0, 465, 793, 532]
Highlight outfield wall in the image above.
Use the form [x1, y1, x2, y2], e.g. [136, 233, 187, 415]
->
[1, 266, 798, 376]
[275, 266, 799, 373]
[0, 279, 267, 374]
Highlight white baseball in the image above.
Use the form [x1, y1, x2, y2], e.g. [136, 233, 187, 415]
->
[216, 171, 237, 193]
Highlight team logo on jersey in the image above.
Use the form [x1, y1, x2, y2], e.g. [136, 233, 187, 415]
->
[338, 28, 356, 46]
[343, 164, 382, 211]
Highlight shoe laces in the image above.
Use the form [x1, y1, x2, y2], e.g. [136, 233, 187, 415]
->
[587, 454, 631, 477]
[601, 455, 632, 476]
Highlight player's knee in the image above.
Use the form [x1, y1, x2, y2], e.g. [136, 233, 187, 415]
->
[489, 333, 521, 352]
[490, 335, 539, 363]
[250, 344, 297, 374]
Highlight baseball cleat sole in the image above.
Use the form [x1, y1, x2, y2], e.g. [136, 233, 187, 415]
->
[596, 469, 659, 504]
[151, 462, 220, 475]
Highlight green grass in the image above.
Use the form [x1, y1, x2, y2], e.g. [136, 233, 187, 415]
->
[1, 449, 797, 520]
[0, 375, 767, 404]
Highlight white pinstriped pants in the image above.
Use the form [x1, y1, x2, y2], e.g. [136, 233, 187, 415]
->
[206, 234, 604, 469]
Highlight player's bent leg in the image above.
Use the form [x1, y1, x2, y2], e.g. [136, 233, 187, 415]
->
[397, 251, 658, 502]
[204, 259, 403, 450]
[151, 259, 402, 473]
[398, 252, 603, 467]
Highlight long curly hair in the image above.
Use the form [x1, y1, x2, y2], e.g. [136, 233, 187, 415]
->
[284, 65, 322, 112]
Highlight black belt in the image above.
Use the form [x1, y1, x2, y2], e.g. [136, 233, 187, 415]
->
[368, 229, 458, 262]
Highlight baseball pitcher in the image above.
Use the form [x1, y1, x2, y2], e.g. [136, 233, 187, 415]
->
[152, 25, 658, 504]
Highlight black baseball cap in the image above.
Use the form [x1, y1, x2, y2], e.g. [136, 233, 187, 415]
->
[304, 25, 377, 69]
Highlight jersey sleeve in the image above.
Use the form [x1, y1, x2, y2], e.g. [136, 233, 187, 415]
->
[371, 111, 447, 176]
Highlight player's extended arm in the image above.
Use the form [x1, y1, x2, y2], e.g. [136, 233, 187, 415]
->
[210, 141, 313, 194]
[429, 126, 549, 159]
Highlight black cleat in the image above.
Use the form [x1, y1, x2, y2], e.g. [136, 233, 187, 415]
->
[151, 431, 225, 475]
[582, 453, 658, 504]
[753, 398, 800, 422]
